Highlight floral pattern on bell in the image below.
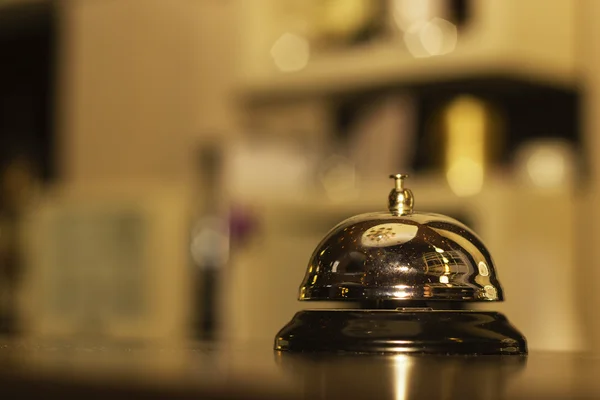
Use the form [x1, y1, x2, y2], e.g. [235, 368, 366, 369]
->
[361, 223, 419, 247]
[361, 223, 418, 247]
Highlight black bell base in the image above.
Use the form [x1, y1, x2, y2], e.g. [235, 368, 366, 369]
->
[275, 309, 527, 355]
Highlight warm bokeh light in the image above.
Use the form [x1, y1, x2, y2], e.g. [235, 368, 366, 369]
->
[395, 0, 457, 59]
[393, 0, 432, 31]
[270, 32, 310, 72]
[443, 96, 488, 197]
[393, 355, 411, 400]
[403, 18, 458, 58]
[526, 146, 567, 189]
[420, 18, 457, 56]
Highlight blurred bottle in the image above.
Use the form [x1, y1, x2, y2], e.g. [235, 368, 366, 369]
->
[424, 95, 503, 197]
[0, 156, 40, 334]
[189, 144, 228, 340]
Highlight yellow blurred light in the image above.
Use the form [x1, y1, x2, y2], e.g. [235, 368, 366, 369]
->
[315, 0, 375, 39]
[439, 275, 449, 284]
[446, 158, 484, 197]
[270, 32, 310, 72]
[444, 96, 488, 197]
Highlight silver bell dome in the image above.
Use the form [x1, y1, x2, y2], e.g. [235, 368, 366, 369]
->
[299, 174, 503, 302]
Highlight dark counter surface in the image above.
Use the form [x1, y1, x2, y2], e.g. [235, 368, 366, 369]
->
[0, 338, 598, 399]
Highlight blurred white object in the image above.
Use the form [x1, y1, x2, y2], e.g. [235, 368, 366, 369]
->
[393, 0, 457, 58]
[227, 138, 313, 200]
[403, 17, 458, 58]
[190, 216, 230, 269]
[18, 185, 192, 342]
[271, 32, 310, 72]
[514, 140, 576, 190]
[392, 0, 447, 31]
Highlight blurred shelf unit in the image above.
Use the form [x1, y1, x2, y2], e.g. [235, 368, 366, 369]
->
[237, 0, 577, 102]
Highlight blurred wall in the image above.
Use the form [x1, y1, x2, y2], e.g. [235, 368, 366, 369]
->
[58, 0, 239, 186]
[581, 0, 600, 353]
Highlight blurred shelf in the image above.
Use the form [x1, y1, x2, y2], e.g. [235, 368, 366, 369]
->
[238, 46, 578, 104]
[237, 0, 577, 104]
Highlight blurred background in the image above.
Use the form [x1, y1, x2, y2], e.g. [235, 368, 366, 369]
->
[0, 0, 599, 355]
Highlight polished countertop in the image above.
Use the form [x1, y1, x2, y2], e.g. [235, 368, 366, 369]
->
[0, 338, 599, 399]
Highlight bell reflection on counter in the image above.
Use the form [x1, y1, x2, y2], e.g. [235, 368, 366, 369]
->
[275, 174, 527, 355]
[276, 352, 526, 400]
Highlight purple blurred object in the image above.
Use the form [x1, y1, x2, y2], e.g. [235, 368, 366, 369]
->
[229, 205, 259, 248]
